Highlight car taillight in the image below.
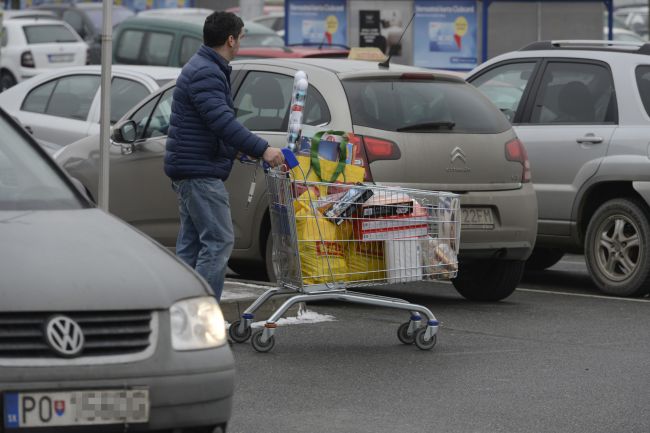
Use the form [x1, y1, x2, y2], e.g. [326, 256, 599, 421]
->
[347, 134, 401, 182]
[505, 138, 531, 183]
[21, 51, 34, 68]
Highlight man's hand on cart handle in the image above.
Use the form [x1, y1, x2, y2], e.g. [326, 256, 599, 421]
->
[263, 146, 284, 168]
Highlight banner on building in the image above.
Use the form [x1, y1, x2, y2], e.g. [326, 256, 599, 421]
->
[286, 0, 347, 47]
[413, 0, 477, 70]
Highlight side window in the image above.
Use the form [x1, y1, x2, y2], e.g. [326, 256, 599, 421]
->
[115, 29, 145, 64]
[530, 62, 616, 124]
[180, 36, 201, 66]
[142, 32, 173, 66]
[234, 71, 292, 132]
[129, 94, 161, 140]
[23, 75, 99, 120]
[470, 62, 535, 122]
[110, 77, 150, 123]
[22, 80, 57, 113]
[144, 88, 173, 138]
[303, 86, 330, 126]
[635, 65, 650, 117]
[62, 10, 84, 38]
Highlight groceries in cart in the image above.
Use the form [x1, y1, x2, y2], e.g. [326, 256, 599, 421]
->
[228, 70, 459, 353]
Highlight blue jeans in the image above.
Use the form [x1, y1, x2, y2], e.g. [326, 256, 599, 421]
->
[172, 178, 234, 302]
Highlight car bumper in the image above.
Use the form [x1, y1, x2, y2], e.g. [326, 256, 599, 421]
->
[458, 183, 538, 261]
[0, 346, 235, 431]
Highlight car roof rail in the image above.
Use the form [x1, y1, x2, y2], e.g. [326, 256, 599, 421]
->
[520, 40, 650, 54]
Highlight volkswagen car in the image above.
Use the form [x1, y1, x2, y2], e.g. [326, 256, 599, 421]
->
[0, 107, 234, 432]
[56, 58, 538, 302]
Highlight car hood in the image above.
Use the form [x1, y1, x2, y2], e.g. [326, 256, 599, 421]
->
[0, 209, 209, 312]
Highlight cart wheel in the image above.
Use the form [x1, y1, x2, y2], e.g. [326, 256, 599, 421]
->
[414, 328, 437, 351]
[251, 330, 275, 353]
[397, 322, 415, 345]
[228, 320, 252, 343]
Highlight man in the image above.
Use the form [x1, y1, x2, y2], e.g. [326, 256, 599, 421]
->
[164, 11, 284, 301]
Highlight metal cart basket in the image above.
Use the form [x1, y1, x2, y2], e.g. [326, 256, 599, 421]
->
[229, 166, 461, 352]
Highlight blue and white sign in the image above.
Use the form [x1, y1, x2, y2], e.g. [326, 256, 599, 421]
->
[413, 0, 477, 70]
[286, 0, 347, 47]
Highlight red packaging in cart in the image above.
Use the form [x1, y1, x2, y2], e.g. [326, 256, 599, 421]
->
[353, 200, 429, 241]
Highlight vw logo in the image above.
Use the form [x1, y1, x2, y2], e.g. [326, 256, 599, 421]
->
[44, 315, 84, 357]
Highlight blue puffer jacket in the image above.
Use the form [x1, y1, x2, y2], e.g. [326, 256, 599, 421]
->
[164, 45, 268, 181]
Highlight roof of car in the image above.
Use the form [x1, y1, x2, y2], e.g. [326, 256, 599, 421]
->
[29, 64, 181, 81]
[120, 14, 277, 35]
[5, 18, 70, 27]
[231, 58, 465, 82]
[520, 39, 650, 54]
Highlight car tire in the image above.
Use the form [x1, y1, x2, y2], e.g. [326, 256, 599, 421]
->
[0, 71, 16, 92]
[584, 198, 650, 297]
[452, 259, 525, 301]
[525, 248, 565, 271]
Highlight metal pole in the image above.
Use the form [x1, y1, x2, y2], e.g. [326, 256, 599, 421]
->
[98, 0, 113, 211]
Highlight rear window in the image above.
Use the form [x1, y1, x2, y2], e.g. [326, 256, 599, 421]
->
[635, 65, 650, 117]
[342, 79, 511, 134]
[23, 24, 78, 44]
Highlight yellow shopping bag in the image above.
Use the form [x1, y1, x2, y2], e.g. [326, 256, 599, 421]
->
[291, 130, 365, 196]
[294, 191, 351, 285]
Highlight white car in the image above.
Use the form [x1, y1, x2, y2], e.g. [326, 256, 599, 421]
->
[0, 18, 88, 91]
[0, 65, 180, 149]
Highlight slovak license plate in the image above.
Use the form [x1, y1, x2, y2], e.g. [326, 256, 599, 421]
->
[48, 53, 74, 63]
[3, 389, 149, 428]
[461, 207, 494, 229]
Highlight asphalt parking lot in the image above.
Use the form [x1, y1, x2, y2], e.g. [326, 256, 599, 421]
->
[226, 255, 650, 433]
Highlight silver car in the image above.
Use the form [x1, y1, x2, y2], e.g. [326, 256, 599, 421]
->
[467, 40, 650, 297]
[56, 58, 538, 302]
[0, 108, 234, 432]
[0, 65, 180, 149]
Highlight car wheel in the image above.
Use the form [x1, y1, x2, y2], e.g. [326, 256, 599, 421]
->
[0, 71, 16, 92]
[584, 198, 650, 297]
[525, 248, 565, 271]
[452, 259, 525, 301]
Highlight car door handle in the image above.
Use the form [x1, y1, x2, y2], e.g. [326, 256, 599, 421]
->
[24, 125, 33, 135]
[576, 134, 603, 144]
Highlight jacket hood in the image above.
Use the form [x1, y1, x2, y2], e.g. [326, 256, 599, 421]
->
[0, 209, 210, 312]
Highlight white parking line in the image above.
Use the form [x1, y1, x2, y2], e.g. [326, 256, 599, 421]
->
[517, 287, 650, 302]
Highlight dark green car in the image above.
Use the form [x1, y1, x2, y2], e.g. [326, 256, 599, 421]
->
[113, 11, 285, 68]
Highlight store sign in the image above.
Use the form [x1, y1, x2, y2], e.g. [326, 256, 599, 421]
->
[286, 0, 347, 47]
[413, 0, 477, 70]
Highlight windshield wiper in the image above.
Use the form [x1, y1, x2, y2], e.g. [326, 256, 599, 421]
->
[396, 121, 455, 132]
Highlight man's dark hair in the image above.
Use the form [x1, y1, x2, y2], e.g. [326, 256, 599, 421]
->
[204, 11, 244, 47]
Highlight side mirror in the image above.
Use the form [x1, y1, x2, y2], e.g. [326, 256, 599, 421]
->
[112, 120, 137, 155]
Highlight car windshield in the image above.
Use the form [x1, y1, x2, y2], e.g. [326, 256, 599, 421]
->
[0, 115, 83, 210]
[84, 7, 135, 30]
[241, 34, 285, 47]
[342, 78, 511, 134]
[23, 24, 78, 43]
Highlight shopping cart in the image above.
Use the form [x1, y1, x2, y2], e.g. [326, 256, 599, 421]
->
[229, 162, 461, 353]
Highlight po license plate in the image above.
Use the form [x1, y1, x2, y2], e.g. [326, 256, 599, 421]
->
[461, 207, 494, 229]
[3, 389, 149, 428]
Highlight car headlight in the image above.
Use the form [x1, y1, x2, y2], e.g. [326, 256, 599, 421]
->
[169, 297, 226, 350]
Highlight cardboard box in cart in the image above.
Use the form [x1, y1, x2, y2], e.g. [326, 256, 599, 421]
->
[353, 200, 430, 283]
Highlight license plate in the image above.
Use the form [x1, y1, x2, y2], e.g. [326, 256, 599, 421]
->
[47, 53, 74, 63]
[3, 389, 149, 428]
[461, 207, 494, 229]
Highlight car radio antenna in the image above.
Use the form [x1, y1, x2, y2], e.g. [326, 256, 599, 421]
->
[379, 12, 416, 69]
